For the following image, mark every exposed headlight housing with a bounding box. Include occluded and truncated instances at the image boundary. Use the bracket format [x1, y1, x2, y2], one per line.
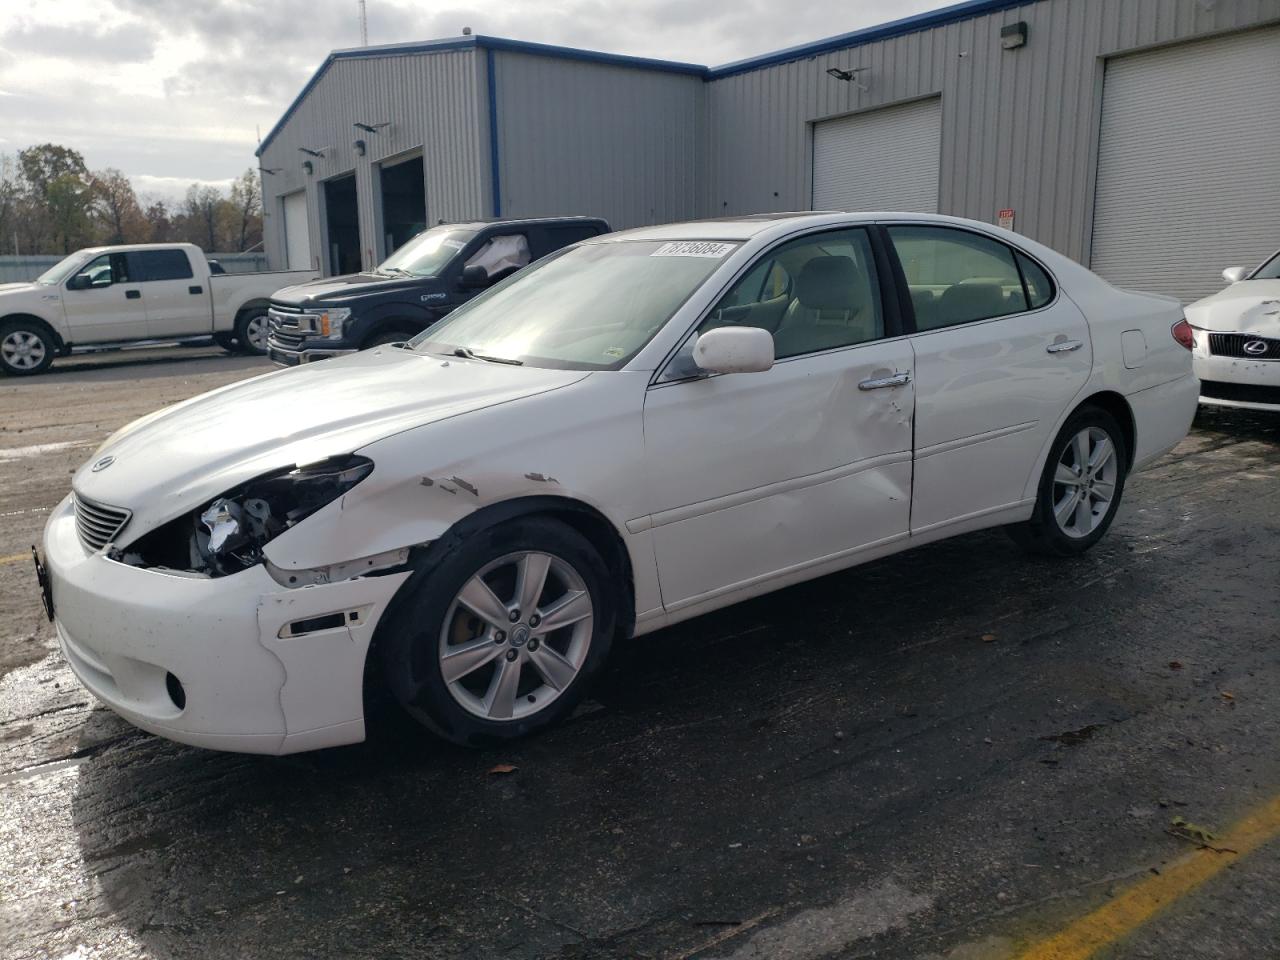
[318, 307, 352, 340]
[118, 455, 373, 576]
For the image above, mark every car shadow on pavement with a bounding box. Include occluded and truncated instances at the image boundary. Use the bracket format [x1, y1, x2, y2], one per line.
[66, 525, 1170, 960]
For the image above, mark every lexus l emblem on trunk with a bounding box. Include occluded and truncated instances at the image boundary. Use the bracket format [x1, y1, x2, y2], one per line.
[1242, 340, 1268, 356]
[91, 456, 115, 472]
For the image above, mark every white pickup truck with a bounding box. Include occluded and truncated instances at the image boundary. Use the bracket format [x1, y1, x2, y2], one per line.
[0, 243, 318, 375]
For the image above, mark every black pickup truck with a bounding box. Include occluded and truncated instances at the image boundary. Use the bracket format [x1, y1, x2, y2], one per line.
[265, 216, 610, 366]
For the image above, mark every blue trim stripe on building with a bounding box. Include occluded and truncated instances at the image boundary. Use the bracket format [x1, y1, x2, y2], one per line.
[257, 0, 1027, 156]
[486, 48, 502, 218]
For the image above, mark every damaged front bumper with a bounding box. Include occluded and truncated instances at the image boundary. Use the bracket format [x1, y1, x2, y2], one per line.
[1192, 345, 1280, 411]
[42, 495, 410, 754]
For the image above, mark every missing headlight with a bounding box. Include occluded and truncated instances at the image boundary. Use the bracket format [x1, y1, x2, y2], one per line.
[117, 456, 374, 577]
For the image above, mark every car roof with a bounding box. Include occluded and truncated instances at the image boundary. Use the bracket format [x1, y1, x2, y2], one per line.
[593, 211, 996, 243]
[440, 216, 609, 231]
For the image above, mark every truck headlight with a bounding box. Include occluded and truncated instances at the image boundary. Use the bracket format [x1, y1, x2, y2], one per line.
[118, 456, 374, 576]
[318, 308, 352, 340]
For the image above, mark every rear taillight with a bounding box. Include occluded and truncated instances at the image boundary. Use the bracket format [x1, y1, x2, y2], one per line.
[1171, 318, 1194, 351]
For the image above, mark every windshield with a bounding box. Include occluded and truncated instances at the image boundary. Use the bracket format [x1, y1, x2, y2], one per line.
[35, 251, 93, 286]
[1251, 250, 1280, 280]
[413, 239, 739, 369]
[376, 226, 476, 277]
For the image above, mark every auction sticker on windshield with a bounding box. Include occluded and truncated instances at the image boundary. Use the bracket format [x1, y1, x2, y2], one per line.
[650, 241, 735, 258]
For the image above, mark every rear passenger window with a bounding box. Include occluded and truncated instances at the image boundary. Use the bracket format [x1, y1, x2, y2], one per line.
[1017, 253, 1054, 309]
[128, 250, 194, 282]
[888, 226, 1029, 330]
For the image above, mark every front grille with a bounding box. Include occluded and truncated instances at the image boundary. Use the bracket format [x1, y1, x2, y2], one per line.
[1200, 380, 1280, 406]
[268, 302, 320, 337]
[73, 492, 131, 552]
[269, 331, 305, 349]
[1208, 333, 1280, 360]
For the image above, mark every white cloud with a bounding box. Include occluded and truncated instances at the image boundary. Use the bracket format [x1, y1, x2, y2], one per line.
[0, 0, 953, 188]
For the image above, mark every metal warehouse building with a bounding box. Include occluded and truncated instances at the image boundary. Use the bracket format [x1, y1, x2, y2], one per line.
[257, 0, 1280, 303]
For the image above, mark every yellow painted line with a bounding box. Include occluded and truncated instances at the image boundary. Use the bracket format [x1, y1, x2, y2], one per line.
[1016, 794, 1280, 960]
[0, 552, 29, 567]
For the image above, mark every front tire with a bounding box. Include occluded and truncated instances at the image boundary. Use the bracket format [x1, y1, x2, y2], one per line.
[0, 321, 55, 376]
[1009, 406, 1128, 556]
[233, 309, 270, 355]
[380, 516, 615, 747]
[362, 326, 417, 350]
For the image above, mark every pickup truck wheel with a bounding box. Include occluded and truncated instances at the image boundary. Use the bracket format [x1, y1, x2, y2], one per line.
[0, 321, 55, 376]
[234, 309, 270, 355]
[212, 332, 238, 353]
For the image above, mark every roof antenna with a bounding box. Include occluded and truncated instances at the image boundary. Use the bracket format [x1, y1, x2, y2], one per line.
[358, 0, 368, 45]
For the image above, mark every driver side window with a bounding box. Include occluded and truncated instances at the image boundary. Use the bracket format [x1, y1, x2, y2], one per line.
[72, 254, 117, 288]
[698, 228, 884, 361]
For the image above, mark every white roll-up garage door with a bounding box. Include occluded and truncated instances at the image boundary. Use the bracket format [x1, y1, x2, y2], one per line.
[1091, 27, 1280, 303]
[282, 191, 311, 271]
[813, 97, 941, 214]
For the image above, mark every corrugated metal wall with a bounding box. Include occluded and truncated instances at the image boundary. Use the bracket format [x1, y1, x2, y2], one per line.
[259, 49, 489, 273]
[492, 51, 704, 230]
[703, 0, 1280, 264]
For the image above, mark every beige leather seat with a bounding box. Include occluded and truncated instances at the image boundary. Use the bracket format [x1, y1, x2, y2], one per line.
[773, 256, 879, 357]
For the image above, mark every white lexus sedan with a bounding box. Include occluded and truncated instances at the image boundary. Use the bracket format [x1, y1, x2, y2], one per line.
[1185, 250, 1280, 412]
[36, 213, 1198, 754]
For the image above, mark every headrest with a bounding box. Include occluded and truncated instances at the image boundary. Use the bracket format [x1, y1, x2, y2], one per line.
[796, 256, 860, 311]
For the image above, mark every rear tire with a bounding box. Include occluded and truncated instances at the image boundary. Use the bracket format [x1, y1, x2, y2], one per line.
[233, 309, 269, 355]
[1009, 405, 1128, 556]
[379, 516, 615, 747]
[0, 320, 56, 376]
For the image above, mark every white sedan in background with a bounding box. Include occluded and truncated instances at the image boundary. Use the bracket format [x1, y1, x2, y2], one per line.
[36, 212, 1198, 755]
[1186, 250, 1280, 412]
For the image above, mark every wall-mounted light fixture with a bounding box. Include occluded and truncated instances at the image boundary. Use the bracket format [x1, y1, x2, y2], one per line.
[302, 160, 314, 175]
[353, 121, 390, 134]
[825, 66, 869, 91]
[298, 146, 326, 158]
[1000, 21, 1028, 49]
[354, 139, 367, 157]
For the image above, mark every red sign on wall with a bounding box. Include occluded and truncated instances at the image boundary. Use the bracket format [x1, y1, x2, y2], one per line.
[997, 208, 1015, 231]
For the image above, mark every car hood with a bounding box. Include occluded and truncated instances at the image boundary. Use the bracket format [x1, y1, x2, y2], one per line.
[1185, 280, 1280, 335]
[271, 272, 438, 305]
[73, 347, 588, 532]
[0, 282, 39, 297]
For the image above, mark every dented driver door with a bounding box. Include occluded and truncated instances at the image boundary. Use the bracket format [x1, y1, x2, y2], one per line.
[641, 339, 916, 614]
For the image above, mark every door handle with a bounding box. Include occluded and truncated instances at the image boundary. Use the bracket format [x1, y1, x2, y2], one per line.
[1046, 339, 1083, 353]
[189, 285, 203, 295]
[125, 289, 141, 300]
[858, 371, 912, 391]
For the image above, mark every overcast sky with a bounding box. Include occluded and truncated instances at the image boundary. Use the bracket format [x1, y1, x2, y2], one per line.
[0, 0, 952, 203]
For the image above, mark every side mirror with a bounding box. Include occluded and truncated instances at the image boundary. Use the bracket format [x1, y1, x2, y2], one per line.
[66, 274, 91, 291]
[693, 326, 774, 375]
[460, 264, 489, 288]
[1222, 266, 1248, 284]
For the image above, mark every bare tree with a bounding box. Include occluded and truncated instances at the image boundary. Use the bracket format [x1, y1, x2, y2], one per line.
[182, 184, 224, 251]
[229, 169, 263, 252]
[91, 168, 147, 244]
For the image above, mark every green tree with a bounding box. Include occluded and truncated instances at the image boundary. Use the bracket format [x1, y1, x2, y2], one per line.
[19, 143, 88, 201]
[45, 173, 94, 253]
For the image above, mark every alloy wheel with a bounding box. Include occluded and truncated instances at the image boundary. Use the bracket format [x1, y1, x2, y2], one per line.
[245, 314, 269, 351]
[438, 550, 594, 721]
[1, 330, 47, 371]
[1052, 426, 1119, 538]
